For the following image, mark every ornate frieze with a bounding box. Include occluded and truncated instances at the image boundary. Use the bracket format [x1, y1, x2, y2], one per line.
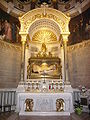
[0, 39, 21, 51]
[19, 8, 70, 35]
[21, 13, 68, 33]
[68, 40, 90, 52]
[28, 19, 61, 42]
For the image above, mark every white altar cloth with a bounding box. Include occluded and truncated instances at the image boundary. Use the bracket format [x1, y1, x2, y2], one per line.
[16, 92, 74, 116]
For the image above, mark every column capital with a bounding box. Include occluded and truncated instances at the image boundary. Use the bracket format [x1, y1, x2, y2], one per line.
[61, 33, 70, 42]
[19, 32, 27, 43]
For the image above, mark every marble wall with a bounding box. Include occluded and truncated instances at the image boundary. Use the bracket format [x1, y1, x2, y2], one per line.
[68, 40, 90, 88]
[0, 39, 21, 88]
[0, 39, 90, 89]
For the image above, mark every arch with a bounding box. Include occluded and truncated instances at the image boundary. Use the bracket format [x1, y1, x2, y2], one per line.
[19, 7, 70, 40]
[28, 18, 61, 41]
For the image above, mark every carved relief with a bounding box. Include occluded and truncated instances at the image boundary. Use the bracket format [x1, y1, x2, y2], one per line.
[28, 19, 60, 41]
[19, 8, 70, 35]
[22, 13, 66, 33]
[25, 99, 34, 112]
[56, 98, 64, 112]
[32, 29, 57, 43]
[68, 40, 90, 52]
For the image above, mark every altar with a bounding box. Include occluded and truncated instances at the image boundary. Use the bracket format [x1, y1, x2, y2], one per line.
[16, 5, 74, 116]
[16, 91, 74, 116]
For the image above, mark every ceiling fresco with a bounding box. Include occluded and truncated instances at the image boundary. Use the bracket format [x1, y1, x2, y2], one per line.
[1, 0, 89, 18]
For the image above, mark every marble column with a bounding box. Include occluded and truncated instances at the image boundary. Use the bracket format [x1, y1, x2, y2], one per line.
[62, 35, 70, 85]
[24, 44, 29, 80]
[21, 41, 25, 81]
[61, 44, 65, 82]
[20, 34, 27, 82]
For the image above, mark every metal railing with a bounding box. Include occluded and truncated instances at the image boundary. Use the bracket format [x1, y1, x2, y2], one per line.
[0, 88, 87, 112]
[0, 89, 16, 112]
[73, 89, 81, 104]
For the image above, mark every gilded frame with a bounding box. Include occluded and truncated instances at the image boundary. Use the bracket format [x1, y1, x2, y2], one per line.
[27, 57, 62, 79]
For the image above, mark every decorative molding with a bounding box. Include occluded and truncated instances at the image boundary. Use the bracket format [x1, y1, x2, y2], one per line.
[68, 40, 90, 52]
[19, 8, 70, 34]
[28, 19, 61, 41]
[0, 38, 21, 51]
[19, 8, 70, 45]
[0, 88, 16, 91]
[17, 0, 31, 5]
[32, 29, 57, 43]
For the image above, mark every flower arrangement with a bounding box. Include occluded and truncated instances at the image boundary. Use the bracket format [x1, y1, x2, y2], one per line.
[74, 100, 82, 115]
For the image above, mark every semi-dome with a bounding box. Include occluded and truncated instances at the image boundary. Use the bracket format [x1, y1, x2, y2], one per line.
[0, 0, 90, 18]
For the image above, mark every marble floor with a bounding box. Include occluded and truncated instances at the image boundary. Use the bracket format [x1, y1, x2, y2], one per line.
[0, 112, 90, 120]
[0, 112, 14, 120]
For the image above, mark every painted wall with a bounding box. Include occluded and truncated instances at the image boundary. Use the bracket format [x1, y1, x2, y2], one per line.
[69, 8, 90, 45]
[68, 40, 90, 88]
[0, 39, 21, 88]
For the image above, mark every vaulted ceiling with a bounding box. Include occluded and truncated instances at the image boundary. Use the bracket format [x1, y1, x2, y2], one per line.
[0, 0, 90, 18]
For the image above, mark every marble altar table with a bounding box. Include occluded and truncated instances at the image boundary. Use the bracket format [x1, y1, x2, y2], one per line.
[16, 92, 74, 116]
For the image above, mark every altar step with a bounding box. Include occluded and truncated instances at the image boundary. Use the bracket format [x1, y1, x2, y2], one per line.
[19, 112, 70, 116]
[19, 116, 71, 120]
[0, 112, 90, 120]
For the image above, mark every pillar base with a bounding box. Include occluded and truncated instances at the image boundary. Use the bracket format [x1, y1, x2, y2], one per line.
[19, 81, 25, 85]
[17, 81, 25, 92]
[65, 81, 70, 85]
[64, 84, 73, 93]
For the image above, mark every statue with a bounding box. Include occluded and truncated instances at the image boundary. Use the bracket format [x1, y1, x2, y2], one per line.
[41, 43, 47, 52]
[37, 43, 52, 57]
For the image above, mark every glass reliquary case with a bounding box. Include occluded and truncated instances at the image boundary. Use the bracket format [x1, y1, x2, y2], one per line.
[27, 57, 62, 79]
[27, 43, 62, 79]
